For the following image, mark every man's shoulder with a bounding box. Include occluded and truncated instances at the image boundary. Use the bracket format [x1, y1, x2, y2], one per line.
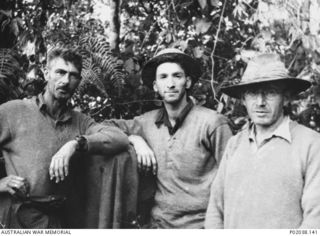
[0, 98, 32, 111]
[190, 105, 229, 125]
[226, 125, 248, 144]
[136, 108, 162, 120]
[291, 121, 320, 141]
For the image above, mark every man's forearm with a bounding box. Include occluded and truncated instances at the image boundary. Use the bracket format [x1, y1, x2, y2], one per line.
[84, 126, 130, 155]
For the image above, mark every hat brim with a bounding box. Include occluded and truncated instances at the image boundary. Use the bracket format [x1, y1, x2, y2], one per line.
[141, 53, 201, 89]
[221, 77, 311, 99]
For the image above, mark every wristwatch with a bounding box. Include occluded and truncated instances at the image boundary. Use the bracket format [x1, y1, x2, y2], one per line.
[75, 135, 88, 152]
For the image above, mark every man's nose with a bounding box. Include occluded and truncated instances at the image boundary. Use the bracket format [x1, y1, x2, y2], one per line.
[59, 73, 70, 85]
[255, 93, 267, 106]
[167, 76, 175, 88]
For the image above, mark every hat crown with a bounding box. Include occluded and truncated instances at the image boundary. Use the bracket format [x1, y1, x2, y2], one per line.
[141, 47, 201, 88]
[154, 48, 185, 57]
[242, 53, 289, 83]
[220, 53, 311, 98]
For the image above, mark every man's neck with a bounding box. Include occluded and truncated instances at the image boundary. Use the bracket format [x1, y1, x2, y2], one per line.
[43, 91, 68, 119]
[254, 114, 285, 146]
[163, 96, 189, 127]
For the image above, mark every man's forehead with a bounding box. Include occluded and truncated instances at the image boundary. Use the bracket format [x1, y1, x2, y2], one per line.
[48, 57, 79, 72]
[156, 62, 185, 73]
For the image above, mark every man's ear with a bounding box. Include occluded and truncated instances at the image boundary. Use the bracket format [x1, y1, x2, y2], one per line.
[153, 80, 158, 92]
[283, 96, 290, 107]
[241, 94, 246, 105]
[186, 76, 192, 89]
[44, 67, 49, 81]
[283, 91, 292, 106]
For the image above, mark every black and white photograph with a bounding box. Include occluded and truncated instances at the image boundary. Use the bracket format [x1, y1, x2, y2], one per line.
[0, 0, 319, 234]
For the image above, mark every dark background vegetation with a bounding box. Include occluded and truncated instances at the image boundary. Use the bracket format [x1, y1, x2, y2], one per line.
[1, 0, 320, 131]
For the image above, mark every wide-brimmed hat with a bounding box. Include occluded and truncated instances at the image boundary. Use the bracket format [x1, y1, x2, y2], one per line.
[221, 53, 311, 99]
[141, 48, 201, 88]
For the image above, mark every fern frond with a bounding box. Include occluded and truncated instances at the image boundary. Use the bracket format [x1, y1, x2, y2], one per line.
[0, 49, 23, 103]
[79, 35, 126, 89]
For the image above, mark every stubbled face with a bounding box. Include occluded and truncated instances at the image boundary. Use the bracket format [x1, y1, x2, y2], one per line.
[153, 62, 191, 105]
[242, 84, 288, 130]
[45, 57, 81, 102]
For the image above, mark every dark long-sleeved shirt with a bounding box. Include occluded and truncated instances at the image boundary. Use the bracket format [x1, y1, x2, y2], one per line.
[109, 104, 232, 228]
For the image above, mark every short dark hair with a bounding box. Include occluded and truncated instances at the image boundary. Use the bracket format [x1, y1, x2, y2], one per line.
[47, 48, 82, 73]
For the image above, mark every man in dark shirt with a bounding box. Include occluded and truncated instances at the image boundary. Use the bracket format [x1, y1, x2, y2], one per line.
[110, 48, 232, 228]
[0, 48, 129, 228]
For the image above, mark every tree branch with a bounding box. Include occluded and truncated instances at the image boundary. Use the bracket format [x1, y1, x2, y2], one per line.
[210, 0, 227, 104]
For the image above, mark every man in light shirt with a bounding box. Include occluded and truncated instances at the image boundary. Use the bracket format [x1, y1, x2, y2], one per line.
[205, 53, 320, 228]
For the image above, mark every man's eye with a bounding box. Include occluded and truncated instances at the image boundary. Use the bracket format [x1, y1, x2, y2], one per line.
[245, 91, 256, 96]
[70, 75, 80, 80]
[56, 71, 65, 76]
[266, 89, 279, 96]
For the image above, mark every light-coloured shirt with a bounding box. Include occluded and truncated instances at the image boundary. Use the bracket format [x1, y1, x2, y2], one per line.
[248, 116, 292, 151]
[205, 117, 320, 228]
[109, 104, 232, 228]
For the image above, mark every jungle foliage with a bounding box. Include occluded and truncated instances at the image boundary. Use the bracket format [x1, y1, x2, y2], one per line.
[1, 0, 320, 130]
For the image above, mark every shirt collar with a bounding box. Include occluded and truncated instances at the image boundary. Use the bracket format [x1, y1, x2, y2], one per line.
[248, 116, 292, 143]
[155, 100, 194, 135]
[36, 93, 73, 123]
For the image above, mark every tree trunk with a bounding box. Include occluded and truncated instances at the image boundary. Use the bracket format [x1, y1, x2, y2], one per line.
[109, 0, 121, 54]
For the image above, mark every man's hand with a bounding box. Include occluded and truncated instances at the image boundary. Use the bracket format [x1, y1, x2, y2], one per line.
[0, 175, 29, 197]
[49, 140, 77, 183]
[129, 135, 157, 175]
